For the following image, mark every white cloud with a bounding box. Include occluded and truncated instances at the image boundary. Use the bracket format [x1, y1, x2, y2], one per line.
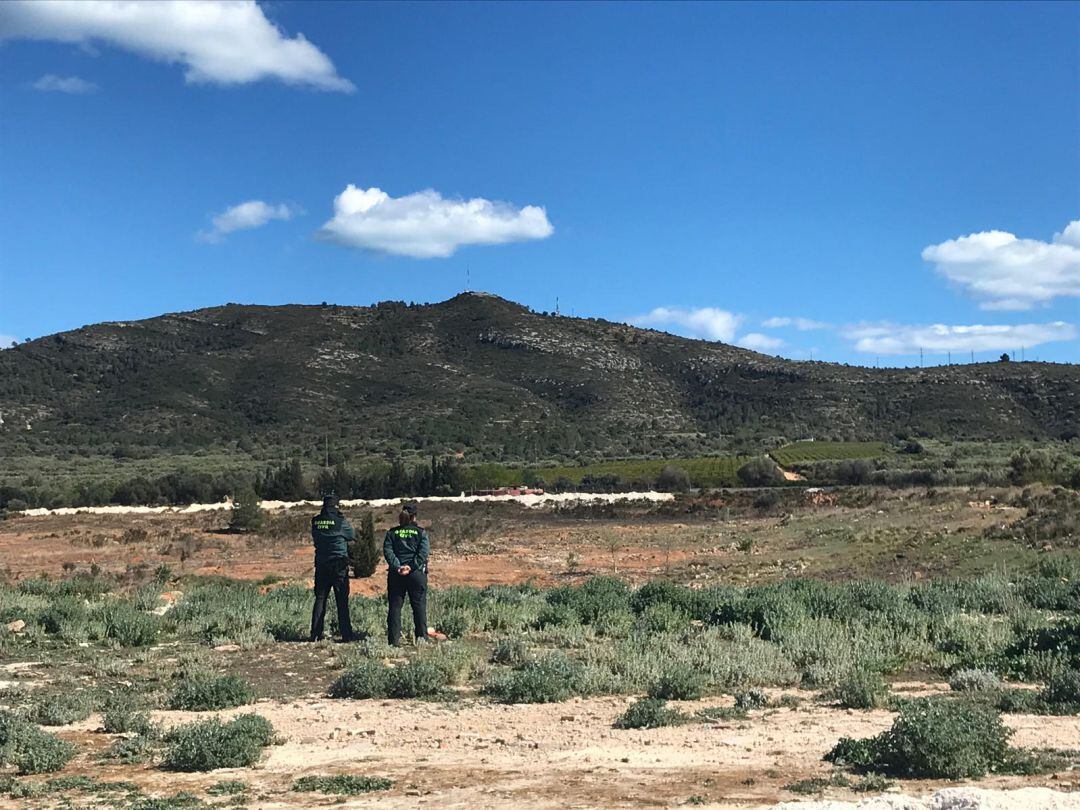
[842, 321, 1077, 355]
[0, 0, 353, 92]
[31, 73, 98, 93]
[761, 316, 829, 330]
[922, 219, 1080, 310]
[631, 307, 742, 343]
[197, 200, 295, 243]
[737, 332, 784, 352]
[317, 185, 554, 259]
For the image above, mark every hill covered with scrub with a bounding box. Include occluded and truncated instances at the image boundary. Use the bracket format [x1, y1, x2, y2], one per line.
[1, 292, 1078, 469]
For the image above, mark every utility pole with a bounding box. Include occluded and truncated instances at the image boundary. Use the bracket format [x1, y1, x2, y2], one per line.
[947, 350, 951, 365]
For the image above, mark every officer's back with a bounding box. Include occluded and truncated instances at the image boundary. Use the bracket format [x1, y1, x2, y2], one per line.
[311, 507, 352, 565]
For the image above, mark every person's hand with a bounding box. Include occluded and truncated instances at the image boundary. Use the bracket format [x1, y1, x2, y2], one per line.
[398, 565, 411, 576]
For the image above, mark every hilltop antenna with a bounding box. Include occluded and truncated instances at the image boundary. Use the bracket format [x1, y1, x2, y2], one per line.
[947, 350, 951, 365]
[1021, 346, 1026, 362]
[555, 296, 560, 316]
[919, 347, 924, 367]
[970, 350, 974, 364]
[465, 265, 471, 292]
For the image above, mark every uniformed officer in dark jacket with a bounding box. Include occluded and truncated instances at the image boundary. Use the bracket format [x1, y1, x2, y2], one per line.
[384, 503, 430, 646]
[310, 495, 356, 642]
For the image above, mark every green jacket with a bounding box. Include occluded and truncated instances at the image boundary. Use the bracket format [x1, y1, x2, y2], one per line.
[311, 509, 355, 565]
[383, 524, 430, 571]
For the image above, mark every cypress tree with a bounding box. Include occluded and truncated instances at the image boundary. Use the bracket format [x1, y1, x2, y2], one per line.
[349, 511, 380, 577]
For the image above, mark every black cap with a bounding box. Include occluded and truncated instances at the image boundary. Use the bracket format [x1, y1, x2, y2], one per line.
[322, 494, 340, 510]
[402, 503, 418, 516]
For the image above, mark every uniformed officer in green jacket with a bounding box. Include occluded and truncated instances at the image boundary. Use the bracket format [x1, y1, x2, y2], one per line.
[383, 503, 430, 646]
[310, 495, 356, 642]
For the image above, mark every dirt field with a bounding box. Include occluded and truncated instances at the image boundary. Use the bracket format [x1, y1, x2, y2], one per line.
[0, 488, 1034, 589]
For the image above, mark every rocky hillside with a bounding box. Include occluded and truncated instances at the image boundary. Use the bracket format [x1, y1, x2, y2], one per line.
[1, 292, 1077, 462]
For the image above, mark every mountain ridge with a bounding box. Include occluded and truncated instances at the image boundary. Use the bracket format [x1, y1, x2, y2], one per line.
[2, 292, 1077, 463]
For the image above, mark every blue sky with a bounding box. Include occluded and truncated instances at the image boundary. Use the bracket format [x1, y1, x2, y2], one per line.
[1, 0, 1078, 366]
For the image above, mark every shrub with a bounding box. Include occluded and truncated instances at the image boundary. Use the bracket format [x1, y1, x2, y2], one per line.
[490, 638, 530, 667]
[437, 611, 470, 639]
[994, 688, 1042, 714]
[386, 658, 451, 699]
[207, 780, 247, 796]
[228, 488, 264, 533]
[648, 666, 705, 701]
[734, 689, 770, 710]
[349, 511, 380, 578]
[102, 602, 159, 647]
[826, 698, 1011, 779]
[106, 734, 157, 765]
[102, 692, 153, 735]
[949, 668, 1004, 693]
[613, 698, 685, 729]
[162, 714, 274, 772]
[826, 671, 889, 710]
[483, 652, 583, 704]
[292, 775, 393, 794]
[635, 603, 689, 636]
[31, 691, 94, 726]
[168, 675, 254, 711]
[737, 457, 785, 487]
[655, 465, 691, 492]
[329, 659, 389, 700]
[0, 710, 76, 774]
[1041, 669, 1080, 714]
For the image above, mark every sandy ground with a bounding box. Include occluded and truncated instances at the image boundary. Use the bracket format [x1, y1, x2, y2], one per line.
[18, 688, 1079, 809]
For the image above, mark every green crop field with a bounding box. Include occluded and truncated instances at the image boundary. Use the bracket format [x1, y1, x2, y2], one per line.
[770, 441, 887, 466]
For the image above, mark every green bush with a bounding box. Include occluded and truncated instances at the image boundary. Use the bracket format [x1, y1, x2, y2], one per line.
[329, 659, 390, 700]
[162, 714, 273, 772]
[0, 710, 76, 774]
[737, 457, 785, 487]
[292, 774, 393, 794]
[1041, 669, 1080, 713]
[490, 638, 530, 667]
[102, 692, 153, 735]
[826, 698, 1011, 779]
[994, 688, 1042, 714]
[949, 668, 1004, 693]
[826, 671, 889, 710]
[102, 602, 160, 647]
[228, 488, 264, 533]
[734, 689, 769, 710]
[613, 698, 685, 729]
[648, 666, 705, 701]
[207, 780, 247, 796]
[635, 603, 689, 636]
[437, 611, 470, 639]
[484, 652, 583, 704]
[168, 675, 254, 711]
[386, 658, 451, 699]
[30, 691, 94, 726]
